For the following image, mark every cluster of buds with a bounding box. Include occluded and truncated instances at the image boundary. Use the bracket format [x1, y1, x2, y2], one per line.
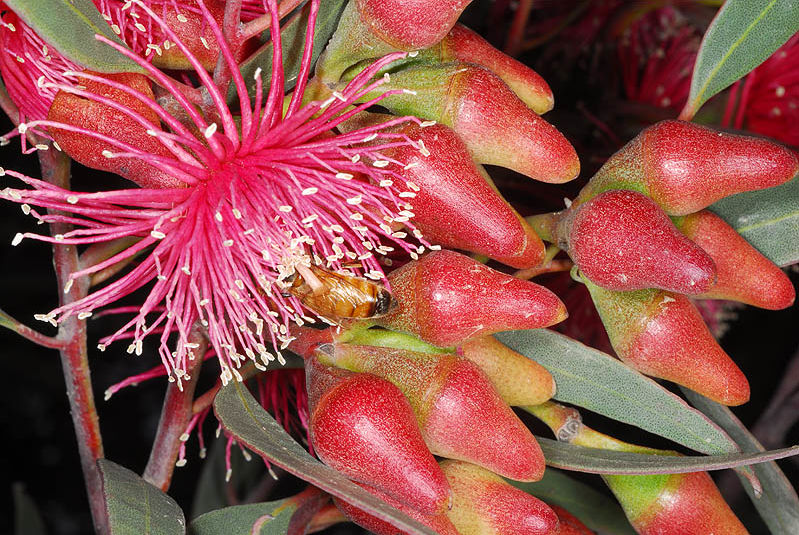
[0, 0, 583, 531]
[531, 120, 797, 405]
[293, 250, 568, 534]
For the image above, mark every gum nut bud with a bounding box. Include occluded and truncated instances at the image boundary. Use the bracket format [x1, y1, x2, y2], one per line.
[375, 64, 579, 183]
[582, 120, 799, 215]
[355, 0, 472, 49]
[439, 25, 554, 114]
[330, 345, 546, 481]
[559, 189, 717, 294]
[334, 483, 460, 535]
[347, 115, 545, 267]
[459, 336, 555, 406]
[376, 250, 567, 347]
[605, 472, 748, 535]
[146, 0, 227, 71]
[586, 283, 750, 405]
[306, 356, 451, 514]
[549, 506, 596, 535]
[47, 72, 182, 189]
[440, 460, 560, 535]
[675, 210, 795, 309]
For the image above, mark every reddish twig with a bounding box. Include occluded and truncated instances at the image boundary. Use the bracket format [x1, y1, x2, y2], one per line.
[514, 259, 574, 280]
[0, 307, 63, 349]
[39, 146, 109, 535]
[504, 0, 534, 56]
[143, 323, 207, 491]
[240, 0, 304, 40]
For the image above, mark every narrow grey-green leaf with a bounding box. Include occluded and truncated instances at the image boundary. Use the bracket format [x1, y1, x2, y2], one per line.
[710, 176, 799, 266]
[4, 0, 142, 73]
[97, 459, 185, 535]
[494, 330, 738, 455]
[509, 469, 636, 535]
[213, 382, 436, 535]
[233, 0, 347, 103]
[190, 500, 296, 535]
[681, 0, 799, 118]
[683, 389, 799, 535]
[537, 437, 799, 475]
[13, 483, 48, 535]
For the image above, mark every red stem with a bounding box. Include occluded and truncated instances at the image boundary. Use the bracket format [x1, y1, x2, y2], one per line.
[143, 324, 206, 491]
[0, 308, 64, 349]
[39, 147, 109, 534]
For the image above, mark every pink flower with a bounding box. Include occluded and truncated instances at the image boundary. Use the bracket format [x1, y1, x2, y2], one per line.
[0, 8, 82, 124]
[724, 33, 799, 150]
[616, 6, 698, 111]
[0, 0, 430, 385]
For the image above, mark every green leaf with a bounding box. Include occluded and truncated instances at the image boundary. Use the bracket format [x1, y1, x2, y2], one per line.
[190, 500, 296, 535]
[495, 330, 739, 455]
[4, 0, 143, 73]
[683, 389, 799, 535]
[537, 437, 799, 475]
[97, 459, 185, 535]
[13, 483, 48, 535]
[710, 176, 799, 266]
[681, 0, 799, 119]
[214, 381, 437, 535]
[509, 469, 636, 535]
[233, 0, 347, 103]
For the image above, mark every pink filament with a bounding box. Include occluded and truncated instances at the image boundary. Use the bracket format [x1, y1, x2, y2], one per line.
[1, 0, 431, 384]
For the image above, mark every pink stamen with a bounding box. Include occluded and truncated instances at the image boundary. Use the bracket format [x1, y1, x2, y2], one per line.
[1, 0, 430, 383]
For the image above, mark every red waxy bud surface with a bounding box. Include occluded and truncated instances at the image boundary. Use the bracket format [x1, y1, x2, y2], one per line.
[335, 484, 460, 535]
[582, 120, 798, 215]
[377, 250, 567, 347]
[676, 210, 795, 309]
[560, 189, 717, 293]
[47, 72, 182, 189]
[550, 506, 595, 535]
[306, 357, 451, 514]
[440, 25, 554, 114]
[377, 64, 579, 183]
[355, 0, 471, 49]
[459, 336, 555, 406]
[441, 460, 560, 535]
[609, 472, 749, 535]
[587, 283, 749, 405]
[330, 345, 546, 481]
[380, 120, 544, 267]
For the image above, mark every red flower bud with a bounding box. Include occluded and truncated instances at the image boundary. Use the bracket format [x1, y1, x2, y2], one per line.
[377, 250, 567, 347]
[355, 0, 471, 49]
[349, 116, 545, 267]
[581, 120, 798, 215]
[440, 460, 560, 535]
[377, 64, 579, 183]
[605, 472, 748, 535]
[675, 210, 795, 309]
[47, 72, 182, 189]
[586, 282, 749, 405]
[328, 345, 547, 481]
[558, 189, 717, 294]
[438, 25, 554, 114]
[530, 403, 747, 535]
[334, 483, 460, 535]
[549, 506, 595, 535]
[459, 336, 555, 406]
[306, 357, 451, 514]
